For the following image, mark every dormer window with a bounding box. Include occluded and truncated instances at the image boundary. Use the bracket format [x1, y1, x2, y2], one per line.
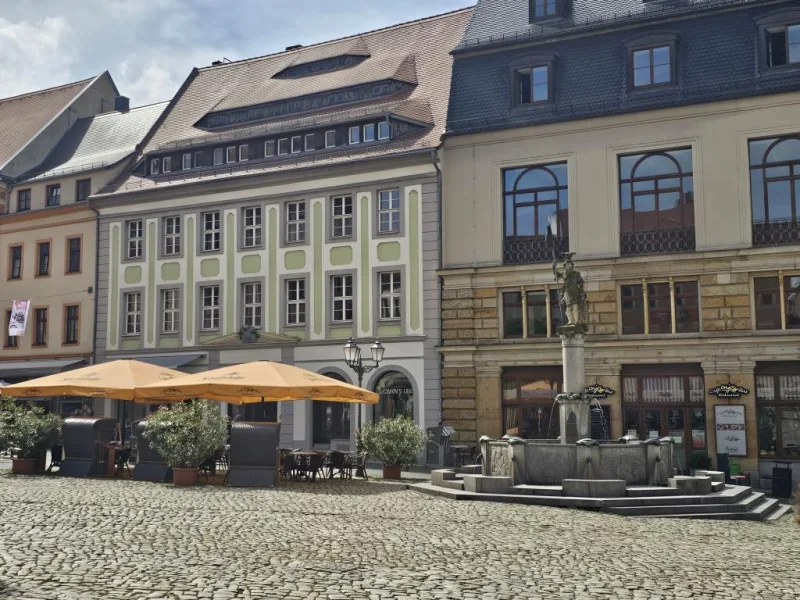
[349, 126, 361, 145]
[515, 65, 549, 105]
[364, 124, 376, 143]
[378, 122, 392, 140]
[291, 136, 302, 153]
[305, 133, 315, 151]
[766, 24, 800, 67]
[213, 148, 224, 165]
[278, 138, 289, 155]
[151, 158, 160, 175]
[239, 144, 249, 161]
[265, 141, 275, 157]
[325, 130, 336, 148]
[530, 0, 560, 21]
[182, 153, 192, 170]
[625, 33, 678, 91]
[226, 146, 236, 163]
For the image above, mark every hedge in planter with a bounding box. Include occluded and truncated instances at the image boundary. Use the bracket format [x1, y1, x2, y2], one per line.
[141, 400, 228, 486]
[0, 397, 62, 475]
[358, 416, 428, 479]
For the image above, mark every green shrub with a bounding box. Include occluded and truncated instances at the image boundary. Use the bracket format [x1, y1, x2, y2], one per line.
[142, 400, 228, 469]
[689, 451, 712, 471]
[358, 416, 428, 468]
[0, 398, 62, 459]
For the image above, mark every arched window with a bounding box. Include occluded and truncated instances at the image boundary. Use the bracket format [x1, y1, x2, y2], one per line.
[502, 162, 569, 264]
[312, 372, 350, 444]
[373, 371, 414, 421]
[619, 147, 695, 255]
[750, 136, 800, 247]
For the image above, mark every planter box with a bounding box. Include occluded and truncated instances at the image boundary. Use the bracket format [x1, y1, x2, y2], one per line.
[12, 458, 37, 475]
[172, 468, 199, 486]
[382, 465, 401, 479]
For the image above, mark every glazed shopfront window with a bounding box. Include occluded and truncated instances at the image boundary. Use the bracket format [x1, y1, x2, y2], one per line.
[373, 371, 414, 421]
[502, 368, 561, 439]
[313, 372, 351, 444]
[756, 369, 800, 458]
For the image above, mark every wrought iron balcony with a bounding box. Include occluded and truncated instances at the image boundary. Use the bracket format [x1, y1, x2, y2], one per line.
[752, 220, 800, 248]
[504, 235, 569, 265]
[620, 227, 695, 257]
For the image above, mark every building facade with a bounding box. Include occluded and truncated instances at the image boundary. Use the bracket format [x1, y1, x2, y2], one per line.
[93, 10, 471, 454]
[440, 0, 800, 481]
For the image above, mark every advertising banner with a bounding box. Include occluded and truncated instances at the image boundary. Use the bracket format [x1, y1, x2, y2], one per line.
[714, 404, 747, 457]
[8, 300, 31, 337]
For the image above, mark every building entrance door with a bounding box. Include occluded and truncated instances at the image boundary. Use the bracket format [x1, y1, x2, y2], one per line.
[624, 406, 699, 473]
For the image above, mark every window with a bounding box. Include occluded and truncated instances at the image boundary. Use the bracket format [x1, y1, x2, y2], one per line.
[162, 289, 180, 334]
[36, 242, 50, 276]
[373, 371, 414, 421]
[503, 162, 569, 264]
[66, 237, 81, 273]
[378, 189, 400, 234]
[150, 158, 160, 175]
[648, 282, 671, 334]
[33, 308, 48, 346]
[162, 157, 171, 174]
[363, 124, 376, 143]
[76, 179, 91, 202]
[265, 141, 275, 157]
[182, 153, 192, 170]
[515, 66, 549, 105]
[348, 126, 361, 145]
[631, 45, 673, 88]
[194, 152, 204, 168]
[242, 282, 263, 328]
[202, 211, 221, 252]
[4, 311, 17, 348]
[291, 136, 302, 153]
[213, 148, 224, 165]
[17, 189, 30, 212]
[755, 369, 800, 459]
[304, 133, 315, 151]
[127, 220, 143, 259]
[503, 292, 524, 338]
[9, 246, 22, 280]
[766, 24, 800, 67]
[242, 207, 262, 248]
[530, 0, 558, 20]
[46, 184, 61, 207]
[313, 373, 351, 443]
[501, 368, 562, 439]
[622, 281, 699, 335]
[239, 144, 249, 161]
[124, 292, 142, 336]
[286, 279, 306, 326]
[201, 286, 220, 331]
[674, 281, 700, 333]
[755, 277, 781, 330]
[325, 130, 336, 148]
[502, 289, 558, 338]
[619, 148, 695, 255]
[226, 146, 237, 163]
[749, 136, 800, 246]
[331, 195, 353, 238]
[379, 271, 402, 320]
[278, 138, 289, 155]
[163, 216, 181, 256]
[64, 305, 79, 345]
[332, 274, 353, 322]
[378, 121, 391, 140]
[285, 201, 306, 243]
[621, 284, 645, 335]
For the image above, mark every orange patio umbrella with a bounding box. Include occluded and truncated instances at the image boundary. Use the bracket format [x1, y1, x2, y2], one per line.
[136, 361, 379, 404]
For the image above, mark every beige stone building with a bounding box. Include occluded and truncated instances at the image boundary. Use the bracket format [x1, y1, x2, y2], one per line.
[440, 0, 800, 485]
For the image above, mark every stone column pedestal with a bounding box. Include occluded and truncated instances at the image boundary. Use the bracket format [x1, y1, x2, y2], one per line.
[557, 325, 590, 444]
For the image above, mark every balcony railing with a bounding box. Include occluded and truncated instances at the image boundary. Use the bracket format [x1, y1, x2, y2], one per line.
[504, 235, 569, 265]
[752, 220, 800, 248]
[620, 227, 695, 256]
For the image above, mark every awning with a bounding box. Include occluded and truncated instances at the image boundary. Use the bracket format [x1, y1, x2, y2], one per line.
[0, 358, 86, 379]
[131, 354, 204, 369]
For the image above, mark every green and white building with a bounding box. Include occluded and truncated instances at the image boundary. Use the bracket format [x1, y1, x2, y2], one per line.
[91, 9, 471, 453]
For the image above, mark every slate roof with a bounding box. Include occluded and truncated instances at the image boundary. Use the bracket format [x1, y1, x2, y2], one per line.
[0, 76, 96, 168]
[22, 101, 168, 181]
[459, 0, 767, 51]
[97, 8, 472, 198]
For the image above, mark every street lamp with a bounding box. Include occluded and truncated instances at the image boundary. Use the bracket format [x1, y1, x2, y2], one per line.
[343, 337, 385, 430]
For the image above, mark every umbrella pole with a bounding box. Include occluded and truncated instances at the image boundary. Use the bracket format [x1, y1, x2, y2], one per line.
[262, 397, 266, 421]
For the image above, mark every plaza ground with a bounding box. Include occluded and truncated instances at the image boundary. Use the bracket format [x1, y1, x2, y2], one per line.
[0, 472, 796, 600]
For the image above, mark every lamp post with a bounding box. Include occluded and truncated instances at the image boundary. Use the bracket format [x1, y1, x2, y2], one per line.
[343, 337, 385, 429]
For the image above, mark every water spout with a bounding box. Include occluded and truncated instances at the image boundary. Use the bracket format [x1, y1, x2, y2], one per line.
[582, 456, 594, 480]
[590, 399, 610, 441]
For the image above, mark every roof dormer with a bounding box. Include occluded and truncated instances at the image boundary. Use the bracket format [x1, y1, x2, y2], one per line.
[529, 0, 568, 23]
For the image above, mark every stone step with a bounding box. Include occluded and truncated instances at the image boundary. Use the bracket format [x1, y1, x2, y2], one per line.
[604, 503, 736, 516]
[639, 512, 749, 520]
[699, 485, 751, 504]
[437, 479, 465, 491]
[711, 481, 725, 492]
[512, 484, 563, 496]
[766, 503, 793, 521]
[729, 492, 766, 513]
[626, 486, 684, 497]
[747, 498, 781, 521]
[458, 464, 482, 475]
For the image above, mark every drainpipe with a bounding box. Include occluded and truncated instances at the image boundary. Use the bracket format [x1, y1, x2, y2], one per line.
[88, 199, 100, 366]
[430, 148, 444, 426]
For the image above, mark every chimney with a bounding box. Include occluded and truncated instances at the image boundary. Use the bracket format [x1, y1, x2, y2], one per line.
[285, 44, 303, 51]
[211, 60, 222, 66]
[114, 96, 130, 112]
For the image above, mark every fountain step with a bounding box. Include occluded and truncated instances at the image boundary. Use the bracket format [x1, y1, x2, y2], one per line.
[512, 484, 563, 496]
[604, 503, 740, 516]
[730, 492, 767, 513]
[711, 481, 725, 492]
[458, 464, 482, 475]
[766, 503, 793, 521]
[437, 479, 465, 491]
[747, 497, 781, 520]
[626, 486, 684, 497]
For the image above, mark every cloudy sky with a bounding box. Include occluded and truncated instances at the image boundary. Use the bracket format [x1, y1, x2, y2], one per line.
[0, 0, 470, 106]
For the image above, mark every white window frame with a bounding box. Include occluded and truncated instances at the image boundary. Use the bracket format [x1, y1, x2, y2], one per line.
[202, 211, 221, 252]
[265, 140, 275, 157]
[285, 201, 306, 243]
[278, 138, 289, 155]
[161, 289, 180, 334]
[304, 133, 315, 151]
[163, 216, 181, 256]
[127, 220, 143, 259]
[124, 292, 142, 335]
[331, 274, 354, 323]
[378, 121, 391, 140]
[243, 206, 263, 248]
[213, 148, 224, 165]
[379, 271, 402, 320]
[201, 286, 220, 331]
[286, 279, 306, 325]
[162, 156, 171, 173]
[325, 130, 336, 148]
[182, 153, 192, 170]
[291, 136, 302, 154]
[348, 126, 361, 145]
[150, 158, 160, 175]
[242, 282, 263, 328]
[378, 189, 401, 233]
[226, 146, 236, 163]
[363, 123, 376, 143]
[239, 144, 249, 161]
[194, 151, 203, 168]
[331, 195, 353, 238]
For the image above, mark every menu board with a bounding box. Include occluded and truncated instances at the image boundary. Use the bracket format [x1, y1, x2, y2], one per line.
[714, 405, 747, 457]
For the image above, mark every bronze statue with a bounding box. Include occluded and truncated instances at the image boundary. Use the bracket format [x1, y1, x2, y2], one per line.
[552, 252, 588, 327]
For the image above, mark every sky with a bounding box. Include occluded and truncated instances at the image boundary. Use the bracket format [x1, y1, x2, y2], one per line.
[0, 0, 471, 106]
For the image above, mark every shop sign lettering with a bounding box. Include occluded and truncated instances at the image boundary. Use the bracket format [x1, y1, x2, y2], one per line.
[708, 383, 750, 398]
[584, 384, 615, 399]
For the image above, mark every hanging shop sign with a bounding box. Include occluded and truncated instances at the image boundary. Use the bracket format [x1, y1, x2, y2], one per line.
[584, 384, 615, 400]
[714, 404, 747, 457]
[8, 299, 31, 337]
[708, 383, 750, 398]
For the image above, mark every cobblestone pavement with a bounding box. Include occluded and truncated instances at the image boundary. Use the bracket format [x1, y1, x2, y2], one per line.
[0, 473, 796, 600]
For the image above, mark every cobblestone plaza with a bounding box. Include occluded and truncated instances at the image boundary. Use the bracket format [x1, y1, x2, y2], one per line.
[0, 474, 796, 600]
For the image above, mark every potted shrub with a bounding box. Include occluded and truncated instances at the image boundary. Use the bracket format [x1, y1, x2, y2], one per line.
[689, 450, 712, 474]
[142, 399, 228, 486]
[358, 416, 428, 480]
[0, 398, 62, 475]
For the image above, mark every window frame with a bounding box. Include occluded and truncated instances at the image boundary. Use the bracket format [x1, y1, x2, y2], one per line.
[226, 146, 237, 163]
[123, 291, 142, 336]
[35, 240, 51, 277]
[4, 310, 18, 348]
[363, 123, 376, 143]
[213, 148, 224, 165]
[378, 121, 391, 141]
[201, 210, 221, 253]
[200, 285, 221, 331]
[241, 281, 263, 329]
[162, 215, 182, 257]
[377, 188, 402, 235]
[748, 134, 800, 229]
[265, 140, 275, 157]
[182, 153, 192, 170]
[284, 200, 306, 245]
[330, 194, 354, 240]
[331, 274, 354, 323]
[8, 245, 23, 280]
[45, 184, 61, 207]
[285, 278, 307, 327]
[150, 158, 160, 176]
[75, 179, 91, 202]
[125, 219, 144, 261]
[378, 270, 402, 321]
[754, 366, 800, 459]
[162, 157, 171, 174]
[33, 307, 48, 347]
[348, 126, 361, 145]
[278, 138, 289, 155]
[291, 136, 303, 154]
[757, 9, 800, 72]
[16, 189, 31, 212]
[161, 288, 181, 335]
[304, 133, 315, 152]
[63, 304, 80, 345]
[625, 33, 678, 92]
[241, 206, 263, 250]
[65, 236, 82, 274]
[529, 0, 561, 22]
[325, 130, 336, 148]
[239, 144, 249, 162]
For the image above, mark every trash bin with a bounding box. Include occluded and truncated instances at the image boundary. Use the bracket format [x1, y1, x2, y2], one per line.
[729, 459, 741, 477]
[771, 461, 792, 498]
